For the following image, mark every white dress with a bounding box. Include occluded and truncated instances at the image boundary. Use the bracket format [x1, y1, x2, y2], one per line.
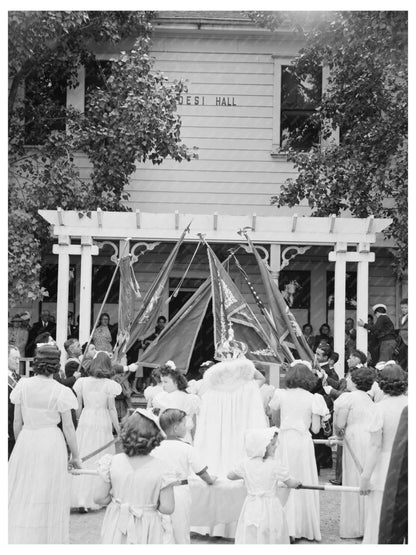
[269, 388, 328, 541]
[71, 376, 122, 509]
[334, 390, 374, 538]
[97, 453, 176, 544]
[152, 439, 207, 544]
[144, 384, 163, 409]
[152, 389, 200, 443]
[232, 457, 291, 544]
[9, 376, 78, 543]
[362, 394, 408, 544]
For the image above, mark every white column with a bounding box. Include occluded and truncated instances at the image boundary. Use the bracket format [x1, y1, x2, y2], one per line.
[269, 243, 281, 284]
[79, 236, 99, 345]
[356, 243, 375, 356]
[53, 236, 70, 366]
[329, 243, 347, 377]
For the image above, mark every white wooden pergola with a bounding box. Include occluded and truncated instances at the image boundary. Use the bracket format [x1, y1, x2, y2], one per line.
[39, 209, 391, 376]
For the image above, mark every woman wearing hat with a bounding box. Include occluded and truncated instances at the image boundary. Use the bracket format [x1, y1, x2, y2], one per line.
[8, 314, 29, 358]
[358, 304, 396, 364]
[8, 344, 81, 543]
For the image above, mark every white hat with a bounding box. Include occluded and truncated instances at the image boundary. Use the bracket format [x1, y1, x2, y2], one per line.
[290, 359, 313, 372]
[244, 427, 279, 458]
[372, 303, 387, 312]
[133, 408, 165, 434]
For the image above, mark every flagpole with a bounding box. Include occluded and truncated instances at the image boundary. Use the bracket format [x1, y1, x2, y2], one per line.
[77, 238, 131, 371]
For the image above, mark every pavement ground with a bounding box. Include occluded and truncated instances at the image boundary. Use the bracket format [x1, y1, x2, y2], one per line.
[69, 466, 362, 544]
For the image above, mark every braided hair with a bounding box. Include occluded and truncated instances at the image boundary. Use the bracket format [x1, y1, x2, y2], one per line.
[33, 344, 61, 376]
[378, 363, 408, 396]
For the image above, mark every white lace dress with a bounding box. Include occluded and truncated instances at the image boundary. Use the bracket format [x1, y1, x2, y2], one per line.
[8, 376, 78, 543]
[97, 453, 176, 544]
[70, 376, 121, 509]
[269, 387, 328, 541]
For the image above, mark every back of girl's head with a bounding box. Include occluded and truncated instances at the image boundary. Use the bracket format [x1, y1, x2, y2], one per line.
[159, 364, 188, 391]
[33, 344, 61, 376]
[158, 408, 186, 434]
[120, 412, 164, 456]
[350, 367, 375, 392]
[285, 363, 318, 392]
[89, 351, 114, 379]
[378, 364, 408, 396]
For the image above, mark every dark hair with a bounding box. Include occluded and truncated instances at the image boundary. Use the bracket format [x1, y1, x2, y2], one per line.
[120, 412, 164, 456]
[319, 323, 331, 335]
[374, 306, 387, 314]
[345, 317, 354, 324]
[350, 367, 375, 392]
[81, 342, 94, 355]
[350, 349, 367, 365]
[158, 408, 186, 433]
[64, 338, 77, 354]
[329, 351, 339, 364]
[157, 315, 167, 323]
[303, 323, 313, 333]
[33, 344, 61, 376]
[400, 298, 408, 305]
[285, 363, 318, 392]
[34, 332, 52, 345]
[99, 313, 110, 325]
[89, 352, 114, 379]
[378, 364, 408, 396]
[150, 368, 161, 385]
[316, 343, 332, 358]
[159, 365, 189, 391]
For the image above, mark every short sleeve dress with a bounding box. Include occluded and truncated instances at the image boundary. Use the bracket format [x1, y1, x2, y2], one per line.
[97, 453, 177, 544]
[232, 456, 291, 544]
[362, 394, 408, 544]
[152, 389, 200, 443]
[71, 377, 122, 509]
[334, 390, 375, 538]
[268, 387, 328, 541]
[8, 376, 78, 543]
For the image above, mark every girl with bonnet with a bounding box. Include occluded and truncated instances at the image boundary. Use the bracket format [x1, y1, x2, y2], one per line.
[93, 409, 177, 544]
[9, 344, 81, 543]
[227, 427, 301, 544]
[268, 362, 329, 541]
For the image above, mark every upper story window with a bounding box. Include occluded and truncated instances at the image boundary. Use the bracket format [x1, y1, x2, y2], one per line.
[24, 67, 67, 145]
[272, 58, 322, 154]
[84, 59, 113, 113]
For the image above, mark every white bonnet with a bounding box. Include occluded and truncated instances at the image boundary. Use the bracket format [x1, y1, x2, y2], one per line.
[244, 427, 279, 458]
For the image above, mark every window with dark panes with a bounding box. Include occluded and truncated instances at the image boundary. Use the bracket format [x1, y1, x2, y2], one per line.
[280, 65, 322, 150]
[84, 59, 113, 113]
[24, 66, 67, 144]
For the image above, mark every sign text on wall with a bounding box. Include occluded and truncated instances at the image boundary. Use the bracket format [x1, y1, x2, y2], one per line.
[178, 96, 237, 106]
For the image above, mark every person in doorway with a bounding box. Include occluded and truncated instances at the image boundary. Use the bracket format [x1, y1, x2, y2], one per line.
[313, 323, 333, 351]
[302, 323, 315, 350]
[397, 298, 408, 371]
[358, 304, 396, 364]
[92, 313, 115, 353]
[26, 309, 56, 356]
[9, 315, 29, 358]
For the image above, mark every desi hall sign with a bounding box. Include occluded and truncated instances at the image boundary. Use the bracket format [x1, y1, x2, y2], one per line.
[178, 95, 237, 106]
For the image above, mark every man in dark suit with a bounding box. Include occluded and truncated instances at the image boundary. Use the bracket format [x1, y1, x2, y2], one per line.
[25, 309, 56, 356]
[8, 345, 21, 458]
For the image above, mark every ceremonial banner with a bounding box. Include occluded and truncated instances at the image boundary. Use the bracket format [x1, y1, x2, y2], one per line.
[113, 255, 141, 362]
[243, 233, 314, 363]
[138, 278, 212, 371]
[126, 225, 190, 353]
[206, 245, 283, 364]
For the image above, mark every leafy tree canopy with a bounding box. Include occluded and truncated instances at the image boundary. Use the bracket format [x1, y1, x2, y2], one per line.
[9, 11, 195, 307]
[250, 11, 408, 275]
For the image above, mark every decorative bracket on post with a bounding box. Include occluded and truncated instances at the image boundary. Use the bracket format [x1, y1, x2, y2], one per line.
[280, 246, 311, 270]
[95, 240, 119, 264]
[238, 243, 270, 264]
[130, 241, 161, 264]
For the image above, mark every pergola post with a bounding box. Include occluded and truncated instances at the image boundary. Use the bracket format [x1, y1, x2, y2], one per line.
[79, 236, 99, 345]
[329, 242, 347, 377]
[356, 243, 375, 356]
[52, 236, 71, 366]
[269, 243, 281, 388]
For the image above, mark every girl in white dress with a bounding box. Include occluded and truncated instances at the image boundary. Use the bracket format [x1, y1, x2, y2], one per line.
[152, 363, 200, 443]
[144, 367, 163, 409]
[93, 409, 177, 544]
[360, 363, 408, 544]
[9, 344, 81, 543]
[227, 427, 301, 544]
[269, 362, 328, 542]
[332, 367, 376, 538]
[71, 352, 122, 511]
